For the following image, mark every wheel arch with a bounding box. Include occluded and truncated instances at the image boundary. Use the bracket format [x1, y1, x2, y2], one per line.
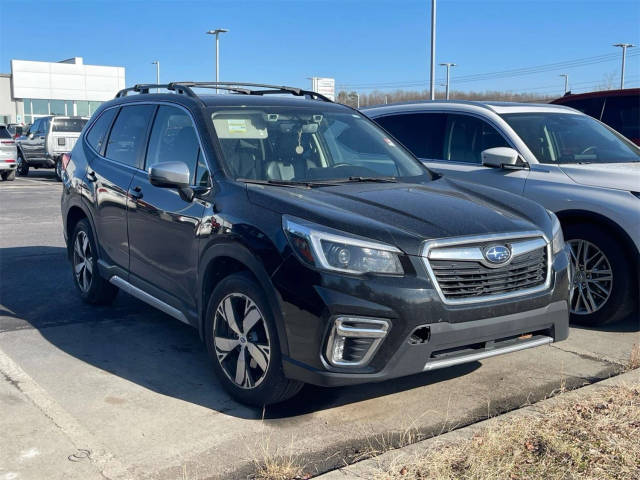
[198, 243, 290, 356]
[556, 208, 639, 269]
[64, 202, 97, 260]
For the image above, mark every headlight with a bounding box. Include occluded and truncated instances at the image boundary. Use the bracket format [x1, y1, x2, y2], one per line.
[548, 210, 565, 256]
[283, 216, 404, 275]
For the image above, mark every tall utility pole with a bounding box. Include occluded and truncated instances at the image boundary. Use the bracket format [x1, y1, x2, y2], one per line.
[613, 43, 635, 89]
[429, 0, 436, 100]
[151, 61, 160, 93]
[440, 63, 456, 100]
[206, 28, 229, 93]
[560, 73, 569, 94]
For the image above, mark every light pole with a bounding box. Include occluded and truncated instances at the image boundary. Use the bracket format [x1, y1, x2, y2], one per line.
[206, 28, 229, 93]
[349, 92, 360, 108]
[560, 73, 569, 94]
[613, 43, 635, 89]
[151, 61, 160, 92]
[439, 62, 456, 100]
[429, 0, 436, 100]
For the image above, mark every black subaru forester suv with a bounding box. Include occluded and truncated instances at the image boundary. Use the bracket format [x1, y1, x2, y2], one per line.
[61, 82, 570, 406]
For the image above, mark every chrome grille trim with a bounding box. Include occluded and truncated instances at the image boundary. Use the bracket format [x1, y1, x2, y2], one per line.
[422, 231, 552, 305]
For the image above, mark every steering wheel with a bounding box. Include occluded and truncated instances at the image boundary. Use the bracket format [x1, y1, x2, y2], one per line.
[580, 146, 597, 155]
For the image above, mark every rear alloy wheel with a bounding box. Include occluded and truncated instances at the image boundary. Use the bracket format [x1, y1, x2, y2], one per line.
[205, 272, 303, 405]
[565, 223, 634, 326]
[16, 153, 29, 176]
[70, 219, 119, 304]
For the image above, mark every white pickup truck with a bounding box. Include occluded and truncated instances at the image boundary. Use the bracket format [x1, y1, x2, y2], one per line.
[17, 116, 88, 180]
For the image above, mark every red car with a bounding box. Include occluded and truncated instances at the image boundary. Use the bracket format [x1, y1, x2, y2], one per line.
[551, 88, 640, 145]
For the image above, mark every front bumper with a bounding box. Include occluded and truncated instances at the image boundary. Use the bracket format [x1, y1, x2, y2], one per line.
[275, 248, 570, 387]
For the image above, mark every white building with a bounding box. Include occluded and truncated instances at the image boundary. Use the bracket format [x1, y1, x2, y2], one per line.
[0, 57, 125, 125]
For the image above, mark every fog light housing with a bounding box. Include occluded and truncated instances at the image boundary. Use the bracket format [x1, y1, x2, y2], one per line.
[325, 317, 390, 367]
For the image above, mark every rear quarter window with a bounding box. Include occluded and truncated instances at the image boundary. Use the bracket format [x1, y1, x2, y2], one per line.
[105, 105, 156, 167]
[86, 108, 118, 154]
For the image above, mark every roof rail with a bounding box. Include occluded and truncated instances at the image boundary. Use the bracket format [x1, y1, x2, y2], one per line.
[114, 81, 333, 103]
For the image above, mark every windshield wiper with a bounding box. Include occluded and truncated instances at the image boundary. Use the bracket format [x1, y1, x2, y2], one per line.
[344, 176, 398, 183]
[237, 178, 338, 188]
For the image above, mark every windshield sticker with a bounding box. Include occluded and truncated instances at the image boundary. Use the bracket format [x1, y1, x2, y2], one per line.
[227, 119, 247, 133]
[384, 137, 396, 147]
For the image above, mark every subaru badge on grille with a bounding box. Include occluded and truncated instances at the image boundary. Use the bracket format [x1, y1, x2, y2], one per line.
[484, 245, 512, 264]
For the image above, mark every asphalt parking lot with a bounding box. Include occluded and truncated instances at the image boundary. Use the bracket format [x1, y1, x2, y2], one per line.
[1, 171, 638, 480]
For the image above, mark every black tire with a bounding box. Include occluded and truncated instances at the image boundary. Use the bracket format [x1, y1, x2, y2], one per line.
[70, 219, 119, 305]
[1, 170, 16, 181]
[55, 158, 63, 181]
[16, 152, 29, 176]
[205, 272, 303, 406]
[565, 223, 635, 327]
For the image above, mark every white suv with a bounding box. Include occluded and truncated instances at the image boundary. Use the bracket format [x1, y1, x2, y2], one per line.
[364, 101, 640, 326]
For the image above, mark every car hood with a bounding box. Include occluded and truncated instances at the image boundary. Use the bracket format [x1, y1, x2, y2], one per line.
[560, 162, 640, 191]
[247, 177, 551, 256]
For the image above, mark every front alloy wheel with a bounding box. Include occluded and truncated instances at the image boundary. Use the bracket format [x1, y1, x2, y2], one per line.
[73, 230, 93, 293]
[568, 239, 612, 315]
[213, 293, 271, 389]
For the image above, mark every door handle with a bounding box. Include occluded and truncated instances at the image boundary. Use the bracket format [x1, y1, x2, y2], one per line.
[86, 170, 97, 182]
[130, 186, 143, 200]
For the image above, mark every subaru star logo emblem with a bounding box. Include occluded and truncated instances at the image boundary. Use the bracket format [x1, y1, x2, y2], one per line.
[484, 245, 512, 264]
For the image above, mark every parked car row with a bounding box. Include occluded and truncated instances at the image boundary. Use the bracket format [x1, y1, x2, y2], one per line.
[60, 82, 574, 406]
[15, 115, 88, 180]
[0, 125, 18, 181]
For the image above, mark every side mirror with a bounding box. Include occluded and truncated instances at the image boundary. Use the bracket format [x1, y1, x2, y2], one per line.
[149, 161, 191, 189]
[481, 147, 527, 169]
[28, 132, 35, 140]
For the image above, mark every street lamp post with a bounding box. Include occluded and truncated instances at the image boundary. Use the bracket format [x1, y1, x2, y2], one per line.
[429, 0, 436, 100]
[151, 61, 160, 92]
[206, 28, 229, 93]
[613, 43, 635, 89]
[560, 74, 569, 94]
[439, 63, 456, 100]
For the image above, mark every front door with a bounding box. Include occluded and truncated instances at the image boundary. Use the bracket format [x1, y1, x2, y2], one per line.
[21, 119, 43, 160]
[126, 104, 210, 317]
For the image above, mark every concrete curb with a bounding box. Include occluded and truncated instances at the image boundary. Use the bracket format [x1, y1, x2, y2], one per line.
[316, 368, 640, 479]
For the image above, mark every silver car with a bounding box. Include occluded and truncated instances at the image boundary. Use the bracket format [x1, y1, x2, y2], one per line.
[0, 125, 18, 181]
[17, 116, 88, 180]
[364, 101, 640, 326]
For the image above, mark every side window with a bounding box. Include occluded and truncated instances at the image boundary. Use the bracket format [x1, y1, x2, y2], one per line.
[40, 118, 50, 135]
[86, 108, 118, 154]
[375, 113, 447, 159]
[601, 95, 640, 141]
[105, 105, 155, 168]
[29, 119, 41, 135]
[146, 105, 201, 183]
[443, 114, 509, 164]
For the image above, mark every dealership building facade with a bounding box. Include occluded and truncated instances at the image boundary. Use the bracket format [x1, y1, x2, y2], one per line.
[0, 57, 125, 125]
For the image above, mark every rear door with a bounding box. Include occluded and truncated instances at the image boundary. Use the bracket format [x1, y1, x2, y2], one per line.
[87, 104, 155, 273]
[375, 111, 529, 194]
[21, 119, 42, 160]
[126, 104, 209, 316]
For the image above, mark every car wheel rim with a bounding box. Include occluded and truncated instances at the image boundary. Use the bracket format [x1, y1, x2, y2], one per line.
[73, 231, 93, 293]
[568, 239, 612, 315]
[213, 293, 271, 389]
[56, 161, 61, 178]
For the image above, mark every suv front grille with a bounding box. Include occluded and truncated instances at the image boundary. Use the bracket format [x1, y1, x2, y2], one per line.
[423, 233, 551, 305]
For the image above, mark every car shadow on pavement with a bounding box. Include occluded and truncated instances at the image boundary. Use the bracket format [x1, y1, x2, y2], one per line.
[571, 313, 639, 333]
[0, 245, 636, 420]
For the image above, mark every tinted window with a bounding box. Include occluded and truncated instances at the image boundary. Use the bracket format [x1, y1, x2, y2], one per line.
[375, 113, 447, 159]
[53, 118, 88, 132]
[30, 119, 42, 135]
[194, 150, 210, 187]
[86, 108, 117, 154]
[105, 105, 155, 167]
[0, 127, 11, 139]
[601, 95, 640, 141]
[146, 105, 201, 183]
[558, 97, 605, 119]
[501, 112, 639, 164]
[444, 114, 509, 163]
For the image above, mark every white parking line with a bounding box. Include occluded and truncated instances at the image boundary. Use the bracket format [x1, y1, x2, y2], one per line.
[0, 345, 132, 480]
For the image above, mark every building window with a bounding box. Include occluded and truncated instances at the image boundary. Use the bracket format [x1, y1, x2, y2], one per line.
[50, 100, 66, 115]
[32, 99, 49, 116]
[76, 101, 89, 117]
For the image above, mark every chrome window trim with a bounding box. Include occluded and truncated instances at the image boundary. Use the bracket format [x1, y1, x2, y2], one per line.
[422, 230, 552, 305]
[84, 101, 212, 187]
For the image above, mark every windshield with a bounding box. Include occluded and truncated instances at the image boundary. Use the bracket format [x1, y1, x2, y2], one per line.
[210, 107, 429, 183]
[52, 118, 88, 133]
[501, 112, 639, 164]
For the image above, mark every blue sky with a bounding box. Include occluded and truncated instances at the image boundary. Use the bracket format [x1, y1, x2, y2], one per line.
[1, 0, 639, 97]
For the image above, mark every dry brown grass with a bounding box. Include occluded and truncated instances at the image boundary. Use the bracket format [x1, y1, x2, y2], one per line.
[373, 383, 640, 480]
[253, 456, 305, 480]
